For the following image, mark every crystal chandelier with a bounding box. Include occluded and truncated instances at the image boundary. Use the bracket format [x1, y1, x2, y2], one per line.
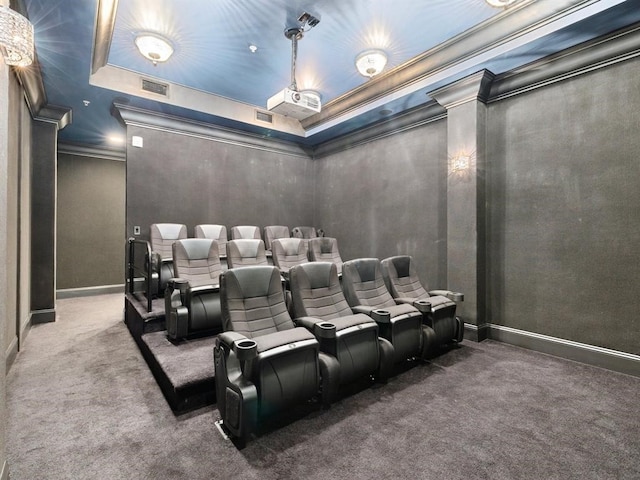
[0, 6, 34, 67]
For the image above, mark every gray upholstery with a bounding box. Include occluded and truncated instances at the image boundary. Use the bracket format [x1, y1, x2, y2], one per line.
[194, 224, 228, 258]
[292, 226, 317, 239]
[263, 225, 290, 251]
[381, 255, 463, 345]
[226, 239, 268, 268]
[342, 258, 434, 362]
[231, 225, 261, 240]
[308, 237, 343, 275]
[271, 238, 309, 276]
[164, 239, 223, 340]
[149, 223, 187, 296]
[215, 266, 329, 442]
[290, 262, 393, 384]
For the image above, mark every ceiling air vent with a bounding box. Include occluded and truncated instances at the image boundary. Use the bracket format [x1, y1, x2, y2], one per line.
[141, 78, 168, 96]
[256, 110, 273, 123]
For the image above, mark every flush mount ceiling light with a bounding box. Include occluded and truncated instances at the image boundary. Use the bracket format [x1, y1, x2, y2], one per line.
[485, 0, 519, 7]
[355, 49, 387, 78]
[0, 6, 34, 67]
[134, 33, 174, 66]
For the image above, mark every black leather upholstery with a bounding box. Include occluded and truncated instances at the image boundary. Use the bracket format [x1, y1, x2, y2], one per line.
[164, 238, 223, 340]
[150, 223, 187, 297]
[290, 262, 394, 385]
[308, 237, 344, 275]
[215, 266, 335, 442]
[381, 255, 464, 345]
[341, 258, 435, 362]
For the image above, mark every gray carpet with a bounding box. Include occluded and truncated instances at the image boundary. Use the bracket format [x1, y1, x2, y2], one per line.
[7, 293, 640, 480]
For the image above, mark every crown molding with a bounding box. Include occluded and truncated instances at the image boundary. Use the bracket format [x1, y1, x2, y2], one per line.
[58, 143, 125, 161]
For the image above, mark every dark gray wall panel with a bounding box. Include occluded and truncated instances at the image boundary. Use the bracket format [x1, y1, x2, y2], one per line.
[126, 126, 314, 241]
[57, 154, 125, 289]
[487, 57, 640, 355]
[313, 119, 448, 290]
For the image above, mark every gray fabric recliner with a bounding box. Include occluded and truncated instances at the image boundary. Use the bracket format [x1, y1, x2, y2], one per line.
[230, 225, 261, 240]
[263, 225, 290, 252]
[226, 239, 268, 268]
[214, 266, 337, 443]
[164, 238, 223, 340]
[381, 255, 464, 346]
[150, 223, 187, 297]
[341, 258, 435, 362]
[290, 262, 394, 386]
[291, 226, 317, 239]
[308, 237, 344, 275]
[194, 224, 228, 259]
[271, 238, 309, 280]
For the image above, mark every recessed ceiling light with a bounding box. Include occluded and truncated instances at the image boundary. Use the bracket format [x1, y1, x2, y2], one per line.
[249, 44, 258, 53]
[134, 33, 174, 66]
[355, 49, 387, 78]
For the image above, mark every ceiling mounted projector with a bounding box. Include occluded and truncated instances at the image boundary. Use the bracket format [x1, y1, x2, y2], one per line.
[267, 12, 321, 120]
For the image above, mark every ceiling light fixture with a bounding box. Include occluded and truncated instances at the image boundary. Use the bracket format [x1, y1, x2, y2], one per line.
[485, 0, 519, 7]
[355, 49, 387, 78]
[134, 33, 174, 66]
[0, 5, 34, 67]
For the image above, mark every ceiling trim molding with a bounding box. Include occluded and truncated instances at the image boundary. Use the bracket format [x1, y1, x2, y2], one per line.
[429, 70, 495, 110]
[58, 142, 126, 162]
[33, 105, 72, 129]
[302, 0, 627, 134]
[112, 103, 312, 159]
[312, 101, 446, 159]
[489, 21, 640, 102]
[91, 0, 119, 74]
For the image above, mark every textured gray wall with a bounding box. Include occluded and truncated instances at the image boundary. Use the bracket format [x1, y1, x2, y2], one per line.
[57, 154, 125, 289]
[313, 119, 448, 290]
[487, 58, 640, 355]
[126, 126, 315, 241]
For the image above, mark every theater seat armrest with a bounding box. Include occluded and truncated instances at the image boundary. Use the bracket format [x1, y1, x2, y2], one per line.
[413, 299, 432, 314]
[188, 284, 220, 295]
[217, 331, 248, 350]
[370, 309, 391, 324]
[352, 305, 375, 316]
[294, 317, 336, 339]
[430, 290, 464, 302]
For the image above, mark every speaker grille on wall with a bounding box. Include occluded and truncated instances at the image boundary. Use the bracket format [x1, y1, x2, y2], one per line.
[256, 110, 273, 123]
[141, 78, 169, 96]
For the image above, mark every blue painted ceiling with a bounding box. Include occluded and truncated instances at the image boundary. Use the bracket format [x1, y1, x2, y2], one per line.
[19, 0, 640, 149]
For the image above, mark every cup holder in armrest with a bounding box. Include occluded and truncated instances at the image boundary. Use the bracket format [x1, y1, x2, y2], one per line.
[449, 292, 464, 302]
[315, 322, 336, 339]
[414, 299, 432, 314]
[371, 309, 391, 323]
[233, 339, 258, 361]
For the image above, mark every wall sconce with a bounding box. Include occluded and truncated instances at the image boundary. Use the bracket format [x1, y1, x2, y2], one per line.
[449, 151, 475, 182]
[0, 6, 34, 67]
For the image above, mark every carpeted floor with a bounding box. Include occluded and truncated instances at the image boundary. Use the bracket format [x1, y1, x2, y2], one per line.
[7, 293, 640, 480]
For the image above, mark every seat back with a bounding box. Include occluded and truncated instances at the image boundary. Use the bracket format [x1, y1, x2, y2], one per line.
[263, 225, 290, 251]
[271, 238, 309, 275]
[341, 258, 396, 309]
[308, 237, 343, 274]
[380, 255, 429, 300]
[150, 223, 187, 260]
[173, 238, 222, 287]
[194, 224, 227, 258]
[231, 225, 261, 240]
[289, 262, 353, 320]
[226, 239, 268, 268]
[220, 266, 294, 337]
[291, 226, 317, 239]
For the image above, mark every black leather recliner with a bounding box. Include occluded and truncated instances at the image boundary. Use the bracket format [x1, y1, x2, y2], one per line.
[150, 223, 187, 297]
[290, 262, 394, 386]
[308, 237, 344, 275]
[341, 258, 435, 362]
[164, 238, 223, 340]
[381, 255, 464, 346]
[214, 266, 338, 443]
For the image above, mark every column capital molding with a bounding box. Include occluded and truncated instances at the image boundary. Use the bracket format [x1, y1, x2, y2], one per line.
[429, 70, 495, 110]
